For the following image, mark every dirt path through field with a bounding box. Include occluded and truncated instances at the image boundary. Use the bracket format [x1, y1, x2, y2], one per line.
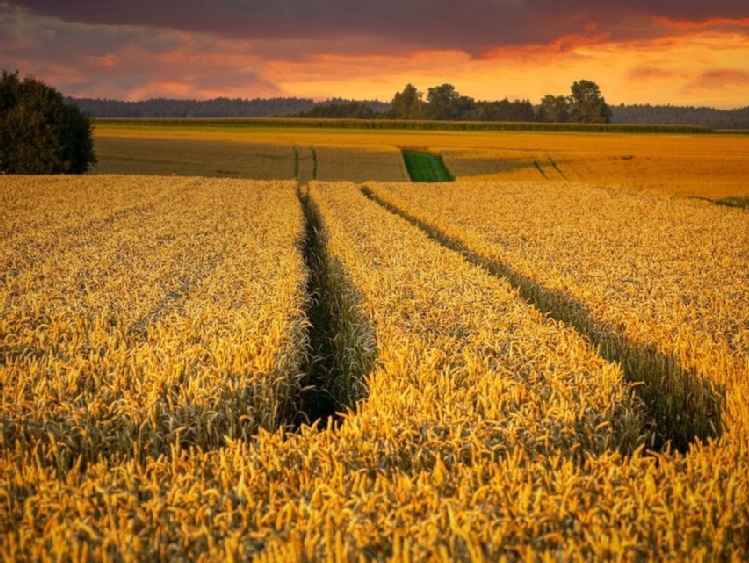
[294, 146, 316, 185]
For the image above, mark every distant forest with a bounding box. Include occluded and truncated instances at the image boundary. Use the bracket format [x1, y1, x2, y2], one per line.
[72, 93, 749, 130]
[70, 96, 317, 118]
[609, 104, 749, 130]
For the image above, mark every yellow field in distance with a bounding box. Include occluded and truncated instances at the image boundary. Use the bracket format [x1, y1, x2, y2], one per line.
[94, 123, 409, 182]
[441, 133, 749, 199]
[95, 120, 749, 199]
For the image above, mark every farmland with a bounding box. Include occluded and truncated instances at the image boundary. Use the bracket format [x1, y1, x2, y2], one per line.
[365, 182, 749, 448]
[93, 119, 749, 200]
[1, 177, 309, 463]
[2, 121, 749, 559]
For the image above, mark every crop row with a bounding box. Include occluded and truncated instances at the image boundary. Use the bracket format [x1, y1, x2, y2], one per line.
[96, 117, 713, 133]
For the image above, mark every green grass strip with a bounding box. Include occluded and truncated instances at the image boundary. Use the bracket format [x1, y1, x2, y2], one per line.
[401, 150, 453, 182]
[691, 195, 749, 210]
[714, 196, 749, 209]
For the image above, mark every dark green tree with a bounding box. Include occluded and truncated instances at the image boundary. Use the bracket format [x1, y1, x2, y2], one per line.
[1, 70, 96, 174]
[538, 94, 570, 123]
[425, 83, 474, 120]
[470, 98, 537, 122]
[569, 80, 611, 124]
[389, 83, 425, 119]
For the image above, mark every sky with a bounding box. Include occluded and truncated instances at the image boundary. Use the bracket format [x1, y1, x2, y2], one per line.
[2, 1, 749, 108]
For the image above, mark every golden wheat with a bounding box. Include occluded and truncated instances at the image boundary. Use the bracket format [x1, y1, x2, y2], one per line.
[1, 176, 308, 465]
[2, 178, 747, 560]
[367, 181, 749, 441]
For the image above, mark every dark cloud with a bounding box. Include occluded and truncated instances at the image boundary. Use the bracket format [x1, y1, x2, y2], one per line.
[0, 3, 283, 99]
[9, 0, 747, 55]
[3, 1, 748, 106]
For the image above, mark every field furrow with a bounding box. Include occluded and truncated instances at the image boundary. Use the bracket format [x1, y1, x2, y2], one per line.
[294, 146, 316, 185]
[306, 182, 647, 457]
[366, 181, 749, 448]
[2, 176, 748, 560]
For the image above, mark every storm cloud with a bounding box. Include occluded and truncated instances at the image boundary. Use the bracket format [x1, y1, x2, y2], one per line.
[2, 0, 748, 106]
[9, 0, 749, 54]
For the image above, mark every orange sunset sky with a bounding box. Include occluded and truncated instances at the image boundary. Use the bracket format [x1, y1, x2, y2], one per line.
[2, 1, 748, 108]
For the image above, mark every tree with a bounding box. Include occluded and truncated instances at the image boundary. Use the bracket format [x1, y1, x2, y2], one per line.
[425, 83, 474, 120]
[1, 70, 96, 174]
[389, 83, 425, 119]
[569, 80, 611, 124]
[470, 98, 538, 122]
[538, 94, 570, 123]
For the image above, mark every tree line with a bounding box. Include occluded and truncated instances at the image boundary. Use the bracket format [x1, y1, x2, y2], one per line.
[70, 81, 608, 123]
[382, 83, 538, 122]
[71, 81, 749, 128]
[71, 96, 317, 118]
[610, 104, 749, 130]
[74, 80, 606, 123]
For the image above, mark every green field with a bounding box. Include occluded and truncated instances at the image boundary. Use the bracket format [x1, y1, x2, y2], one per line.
[401, 149, 453, 182]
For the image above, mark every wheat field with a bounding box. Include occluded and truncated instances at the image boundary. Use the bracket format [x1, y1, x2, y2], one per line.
[1, 177, 308, 465]
[2, 174, 748, 559]
[440, 133, 749, 198]
[95, 122, 749, 199]
[367, 182, 749, 441]
[94, 124, 410, 183]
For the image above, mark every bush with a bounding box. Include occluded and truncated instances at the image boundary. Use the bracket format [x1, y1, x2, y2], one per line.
[0, 70, 96, 174]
